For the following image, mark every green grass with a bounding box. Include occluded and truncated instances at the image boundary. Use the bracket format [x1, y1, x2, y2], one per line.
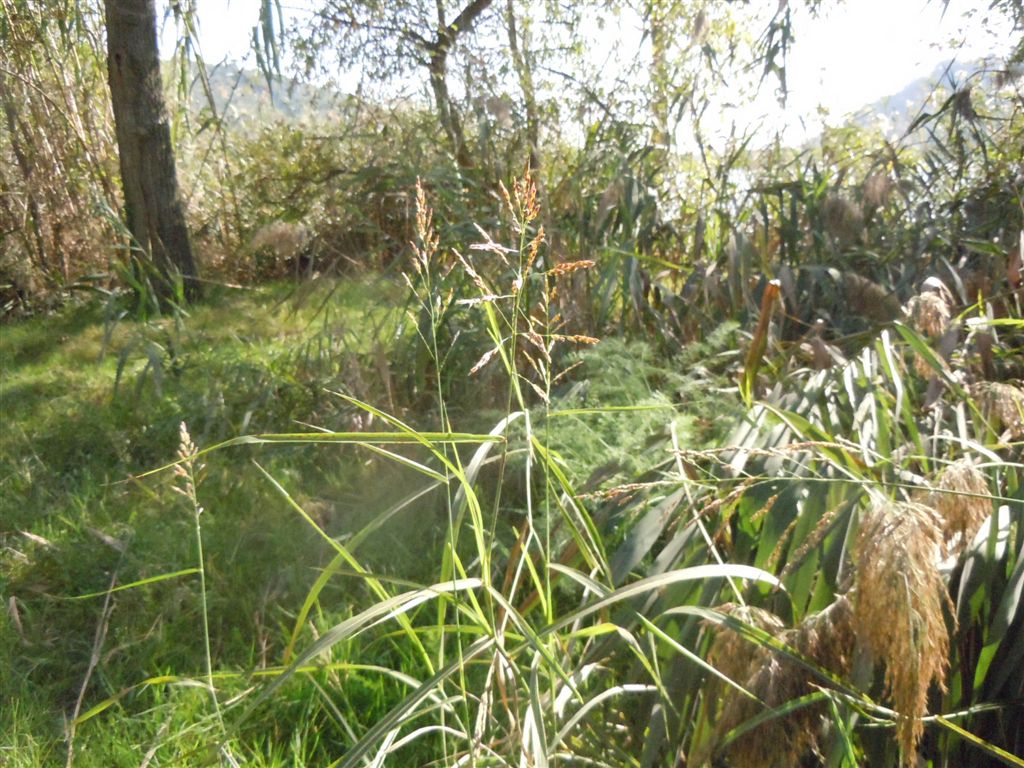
[0, 278, 421, 764]
[3, 222, 1021, 767]
[2, 271, 714, 765]
[2, 262, 704, 762]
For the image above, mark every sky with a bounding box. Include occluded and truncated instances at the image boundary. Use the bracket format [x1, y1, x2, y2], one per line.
[158, 0, 1014, 132]
[719, 0, 1013, 145]
[781, 0, 1011, 117]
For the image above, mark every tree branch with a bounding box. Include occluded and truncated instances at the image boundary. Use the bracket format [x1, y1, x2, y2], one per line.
[439, 0, 493, 47]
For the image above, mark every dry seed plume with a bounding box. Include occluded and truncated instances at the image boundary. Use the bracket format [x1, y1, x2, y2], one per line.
[840, 272, 901, 323]
[703, 599, 855, 768]
[863, 172, 893, 208]
[853, 501, 950, 763]
[971, 381, 1024, 440]
[822, 193, 864, 249]
[928, 459, 991, 552]
[411, 178, 440, 276]
[172, 422, 204, 512]
[499, 166, 540, 231]
[904, 277, 955, 377]
[905, 291, 952, 340]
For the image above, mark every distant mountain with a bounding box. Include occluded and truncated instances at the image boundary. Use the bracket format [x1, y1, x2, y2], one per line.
[173, 57, 1017, 142]
[178, 62, 354, 126]
[849, 57, 1012, 138]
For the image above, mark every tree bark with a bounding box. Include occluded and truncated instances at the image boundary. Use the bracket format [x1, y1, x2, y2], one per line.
[428, 45, 474, 170]
[426, 0, 495, 171]
[505, 0, 540, 173]
[504, 0, 592, 333]
[104, 0, 199, 301]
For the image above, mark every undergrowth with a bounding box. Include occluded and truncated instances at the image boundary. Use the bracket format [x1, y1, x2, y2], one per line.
[3, 166, 1022, 766]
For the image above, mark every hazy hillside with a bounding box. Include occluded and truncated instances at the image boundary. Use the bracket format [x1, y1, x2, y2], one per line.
[183, 61, 354, 125]
[185, 57, 1014, 143]
[850, 57, 1012, 137]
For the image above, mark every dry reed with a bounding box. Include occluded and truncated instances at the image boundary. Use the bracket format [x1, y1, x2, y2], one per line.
[905, 291, 951, 340]
[705, 598, 855, 767]
[971, 381, 1024, 439]
[853, 501, 951, 764]
[928, 459, 991, 552]
[904, 279, 955, 376]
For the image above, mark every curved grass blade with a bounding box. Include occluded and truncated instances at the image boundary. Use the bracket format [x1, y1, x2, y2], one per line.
[716, 690, 828, 750]
[334, 636, 496, 768]
[62, 568, 200, 600]
[247, 579, 482, 714]
[892, 321, 967, 396]
[935, 715, 1024, 767]
[134, 429, 503, 480]
[541, 565, 782, 637]
[254, 460, 434, 669]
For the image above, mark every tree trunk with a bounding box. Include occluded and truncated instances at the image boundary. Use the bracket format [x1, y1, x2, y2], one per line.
[505, 0, 540, 173]
[425, 0, 495, 171]
[505, 0, 592, 333]
[104, 0, 199, 301]
[428, 46, 474, 170]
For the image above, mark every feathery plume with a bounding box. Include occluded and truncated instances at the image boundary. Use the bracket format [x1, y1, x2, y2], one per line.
[854, 501, 950, 763]
[929, 459, 991, 552]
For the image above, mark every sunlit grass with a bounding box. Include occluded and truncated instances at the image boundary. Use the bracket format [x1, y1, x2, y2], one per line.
[4, 166, 1022, 766]
[0, 277, 414, 765]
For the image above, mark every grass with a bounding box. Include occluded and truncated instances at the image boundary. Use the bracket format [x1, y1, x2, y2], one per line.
[3, 180, 1021, 766]
[5, 11, 1022, 760]
[0, 278, 422, 764]
[2, 266, 723, 765]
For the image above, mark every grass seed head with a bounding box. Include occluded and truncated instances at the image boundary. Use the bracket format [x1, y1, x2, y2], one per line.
[173, 422, 203, 504]
[501, 168, 540, 230]
[705, 605, 794, 768]
[796, 595, 855, 677]
[904, 290, 951, 340]
[930, 459, 990, 552]
[412, 178, 440, 275]
[823, 193, 865, 246]
[954, 86, 977, 119]
[523, 225, 546, 275]
[722, 654, 813, 768]
[971, 381, 1024, 439]
[707, 604, 785, 684]
[175, 421, 197, 465]
[547, 259, 594, 278]
[705, 602, 856, 768]
[840, 272, 900, 323]
[863, 172, 893, 207]
[854, 501, 951, 763]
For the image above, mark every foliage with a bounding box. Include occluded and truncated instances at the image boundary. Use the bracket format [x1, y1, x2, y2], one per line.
[0, 0, 120, 308]
[8, 147, 1019, 766]
[3, 0, 1024, 766]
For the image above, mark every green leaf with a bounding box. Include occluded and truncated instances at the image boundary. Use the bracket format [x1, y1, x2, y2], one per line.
[935, 715, 1024, 767]
[63, 568, 200, 600]
[892, 321, 966, 397]
[248, 579, 483, 714]
[334, 636, 495, 768]
[989, 543, 1024, 644]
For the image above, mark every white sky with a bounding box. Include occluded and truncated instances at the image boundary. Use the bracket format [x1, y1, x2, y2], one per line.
[782, 0, 1011, 116]
[159, 0, 1014, 131]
